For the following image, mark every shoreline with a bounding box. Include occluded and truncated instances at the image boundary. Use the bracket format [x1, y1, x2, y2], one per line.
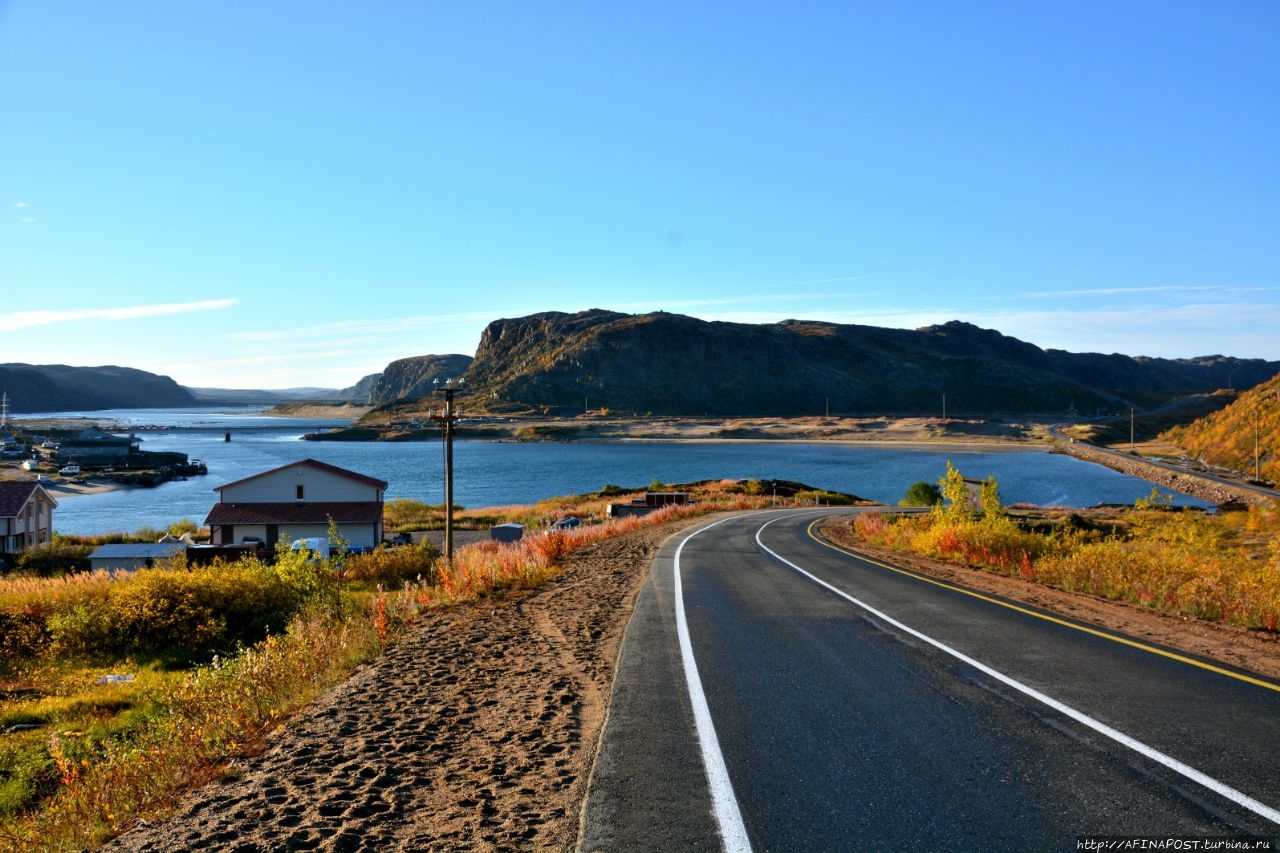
[26, 478, 132, 499]
[585, 435, 1044, 452]
[5, 413, 1266, 512]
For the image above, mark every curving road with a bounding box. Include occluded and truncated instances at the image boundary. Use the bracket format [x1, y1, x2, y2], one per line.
[579, 510, 1280, 851]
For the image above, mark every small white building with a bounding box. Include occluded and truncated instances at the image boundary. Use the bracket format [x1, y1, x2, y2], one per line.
[204, 459, 387, 550]
[89, 542, 187, 572]
[0, 481, 58, 560]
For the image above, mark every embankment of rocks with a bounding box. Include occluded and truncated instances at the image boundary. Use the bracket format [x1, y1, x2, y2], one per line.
[1057, 441, 1271, 508]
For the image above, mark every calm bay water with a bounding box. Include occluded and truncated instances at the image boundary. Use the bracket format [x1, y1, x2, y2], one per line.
[18, 408, 1210, 536]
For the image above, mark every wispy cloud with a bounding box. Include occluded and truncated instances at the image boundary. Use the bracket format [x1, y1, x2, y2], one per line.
[784, 274, 880, 287]
[226, 310, 496, 342]
[18, 216, 36, 224]
[13, 201, 28, 209]
[0, 299, 238, 332]
[170, 348, 362, 370]
[1006, 284, 1276, 300]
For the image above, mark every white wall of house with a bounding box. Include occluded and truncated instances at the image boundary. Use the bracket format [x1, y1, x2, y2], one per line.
[209, 461, 386, 549]
[221, 465, 383, 503]
[223, 522, 380, 549]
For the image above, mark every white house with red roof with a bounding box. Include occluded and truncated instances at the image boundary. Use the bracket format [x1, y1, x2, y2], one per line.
[0, 480, 58, 561]
[204, 459, 387, 550]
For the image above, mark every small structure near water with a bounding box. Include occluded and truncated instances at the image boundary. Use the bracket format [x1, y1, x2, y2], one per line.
[607, 491, 691, 518]
[88, 542, 187, 572]
[54, 427, 205, 485]
[490, 523, 524, 543]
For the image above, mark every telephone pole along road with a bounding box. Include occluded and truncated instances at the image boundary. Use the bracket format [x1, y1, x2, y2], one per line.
[579, 510, 1280, 851]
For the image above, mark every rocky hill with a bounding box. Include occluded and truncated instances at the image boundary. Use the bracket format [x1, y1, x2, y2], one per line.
[366, 354, 475, 405]
[1161, 373, 1280, 485]
[339, 373, 382, 403]
[449, 310, 1279, 417]
[0, 363, 196, 413]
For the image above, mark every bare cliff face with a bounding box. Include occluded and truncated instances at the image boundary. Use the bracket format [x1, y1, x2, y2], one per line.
[365, 354, 475, 405]
[453, 310, 1279, 417]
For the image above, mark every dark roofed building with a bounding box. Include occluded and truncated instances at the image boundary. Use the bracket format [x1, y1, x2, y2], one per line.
[57, 428, 142, 464]
[0, 480, 57, 561]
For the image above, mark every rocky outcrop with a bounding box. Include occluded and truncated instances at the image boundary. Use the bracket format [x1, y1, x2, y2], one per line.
[366, 354, 474, 405]
[457, 310, 1280, 417]
[338, 373, 382, 403]
[0, 363, 196, 413]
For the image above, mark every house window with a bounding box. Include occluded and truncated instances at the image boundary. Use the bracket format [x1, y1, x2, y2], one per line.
[296, 485, 305, 500]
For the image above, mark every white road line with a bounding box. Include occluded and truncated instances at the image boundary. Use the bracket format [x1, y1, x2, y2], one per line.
[754, 515, 1280, 827]
[674, 516, 754, 853]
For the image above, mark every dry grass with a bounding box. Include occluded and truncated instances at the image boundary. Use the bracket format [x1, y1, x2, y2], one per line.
[842, 502, 1280, 632]
[0, 486, 773, 851]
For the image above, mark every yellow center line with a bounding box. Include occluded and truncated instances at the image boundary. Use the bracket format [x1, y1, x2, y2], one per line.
[804, 518, 1280, 695]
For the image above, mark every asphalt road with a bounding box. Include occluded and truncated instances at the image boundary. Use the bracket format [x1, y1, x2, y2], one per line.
[579, 510, 1280, 852]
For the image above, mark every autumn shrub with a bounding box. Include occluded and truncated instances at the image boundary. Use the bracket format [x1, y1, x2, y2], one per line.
[425, 502, 712, 605]
[843, 466, 1280, 632]
[0, 602, 388, 850]
[45, 558, 324, 664]
[12, 542, 92, 578]
[0, 607, 51, 669]
[343, 540, 440, 588]
[793, 489, 857, 506]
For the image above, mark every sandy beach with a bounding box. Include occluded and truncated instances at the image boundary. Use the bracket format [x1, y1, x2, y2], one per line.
[0, 469, 125, 498]
[344, 412, 1057, 448]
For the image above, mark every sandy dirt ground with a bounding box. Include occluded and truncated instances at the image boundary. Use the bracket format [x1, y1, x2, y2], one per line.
[99, 510, 1279, 852]
[104, 518, 696, 853]
[0, 467, 123, 498]
[349, 413, 1054, 449]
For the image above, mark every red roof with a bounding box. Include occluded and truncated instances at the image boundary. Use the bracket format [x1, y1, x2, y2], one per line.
[0, 481, 57, 517]
[214, 458, 388, 493]
[205, 501, 384, 526]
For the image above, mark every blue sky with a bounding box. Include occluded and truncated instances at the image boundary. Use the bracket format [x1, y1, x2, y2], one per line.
[2, 2, 1277, 390]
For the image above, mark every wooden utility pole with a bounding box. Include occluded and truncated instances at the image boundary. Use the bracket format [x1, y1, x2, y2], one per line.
[431, 378, 464, 563]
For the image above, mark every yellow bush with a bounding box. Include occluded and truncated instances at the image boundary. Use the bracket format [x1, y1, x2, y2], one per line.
[343, 541, 439, 588]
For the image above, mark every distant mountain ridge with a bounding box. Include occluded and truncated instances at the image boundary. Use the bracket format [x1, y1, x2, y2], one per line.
[450, 310, 1280, 416]
[6, 312, 1277, 416]
[0, 363, 195, 413]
